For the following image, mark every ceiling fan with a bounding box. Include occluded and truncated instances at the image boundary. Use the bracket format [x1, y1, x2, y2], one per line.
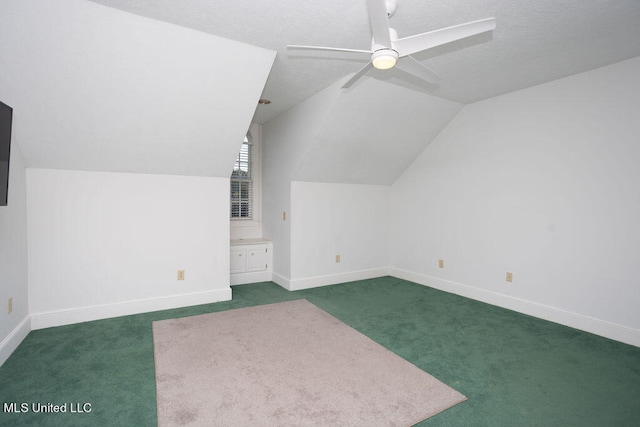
[287, 0, 496, 88]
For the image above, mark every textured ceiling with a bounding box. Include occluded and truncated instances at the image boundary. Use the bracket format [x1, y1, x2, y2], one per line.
[88, 0, 640, 124]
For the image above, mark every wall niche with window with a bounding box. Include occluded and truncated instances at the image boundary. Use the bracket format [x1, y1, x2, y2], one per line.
[230, 124, 272, 284]
[230, 123, 263, 240]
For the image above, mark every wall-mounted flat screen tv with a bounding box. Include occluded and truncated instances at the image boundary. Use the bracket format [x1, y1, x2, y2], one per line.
[0, 101, 13, 207]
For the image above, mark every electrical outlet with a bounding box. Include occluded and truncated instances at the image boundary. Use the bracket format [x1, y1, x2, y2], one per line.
[335, 254, 341, 263]
[438, 259, 444, 268]
[506, 272, 513, 282]
[177, 270, 185, 280]
[7, 297, 12, 314]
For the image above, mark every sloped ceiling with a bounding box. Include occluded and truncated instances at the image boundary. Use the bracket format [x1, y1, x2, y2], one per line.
[75, 0, 640, 186]
[87, 0, 640, 124]
[4, 0, 640, 184]
[293, 76, 462, 185]
[263, 75, 462, 186]
[0, 0, 275, 178]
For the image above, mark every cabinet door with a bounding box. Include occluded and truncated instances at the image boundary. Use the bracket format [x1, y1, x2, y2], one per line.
[230, 249, 246, 273]
[247, 247, 267, 272]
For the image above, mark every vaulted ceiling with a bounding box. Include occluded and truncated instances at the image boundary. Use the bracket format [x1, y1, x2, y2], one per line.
[2, 0, 640, 182]
[290, 76, 462, 185]
[88, 0, 640, 124]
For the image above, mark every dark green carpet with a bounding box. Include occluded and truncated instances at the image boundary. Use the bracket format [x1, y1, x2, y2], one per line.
[1, 277, 639, 426]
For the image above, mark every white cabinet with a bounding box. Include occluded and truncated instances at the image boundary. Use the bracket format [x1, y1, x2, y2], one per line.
[230, 239, 273, 285]
[247, 247, 267, 271]
[230, 248, 247, 274]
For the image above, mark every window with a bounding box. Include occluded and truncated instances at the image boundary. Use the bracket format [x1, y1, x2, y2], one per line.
[231, 136, 252, 219]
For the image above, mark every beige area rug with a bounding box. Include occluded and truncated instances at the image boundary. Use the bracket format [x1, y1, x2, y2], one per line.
[152, 299, 466, 426]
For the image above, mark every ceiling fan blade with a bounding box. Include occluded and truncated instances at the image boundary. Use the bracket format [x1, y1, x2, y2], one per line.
[366, 0, 392, 49]
[342, 62, 373, 89]
[395, 56, 441, 84]
[287, 45, 372, 54]
[394, 17, 496, 57]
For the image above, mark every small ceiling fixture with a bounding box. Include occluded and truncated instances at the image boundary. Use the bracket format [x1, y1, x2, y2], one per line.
[258, 99, 271, 105]
[371, 49, 398, 70]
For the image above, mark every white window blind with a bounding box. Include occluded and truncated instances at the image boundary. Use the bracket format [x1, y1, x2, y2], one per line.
[230, 136, 252, 219]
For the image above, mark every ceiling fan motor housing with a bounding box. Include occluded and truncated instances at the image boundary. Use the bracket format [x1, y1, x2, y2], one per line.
[385, 0, 398, 17]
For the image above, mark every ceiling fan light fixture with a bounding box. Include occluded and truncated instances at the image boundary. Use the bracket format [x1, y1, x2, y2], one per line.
[371, 49, 398, 70]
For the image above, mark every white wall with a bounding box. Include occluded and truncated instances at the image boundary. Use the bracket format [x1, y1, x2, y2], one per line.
[262, 81, 341, 283]
[390, 57, 640, 346]
[289, 181, 390, 290]
[27, 169, 231, 328]
[0, 143, 29, 366]
[262, 76, 459, 288]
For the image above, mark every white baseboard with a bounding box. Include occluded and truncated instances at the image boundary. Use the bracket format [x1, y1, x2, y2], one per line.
[30, 288, 232, 330]
[288, 267, 390, 291]
[271, 268, 389, 291]
[0, 315, 31, 367]
[271, 272, 292, 290]
[231, 270, 273, 286]
[390, 268, 640, 348]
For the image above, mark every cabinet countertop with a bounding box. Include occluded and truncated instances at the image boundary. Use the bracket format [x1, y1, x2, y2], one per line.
[231, 238, 272, 246]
